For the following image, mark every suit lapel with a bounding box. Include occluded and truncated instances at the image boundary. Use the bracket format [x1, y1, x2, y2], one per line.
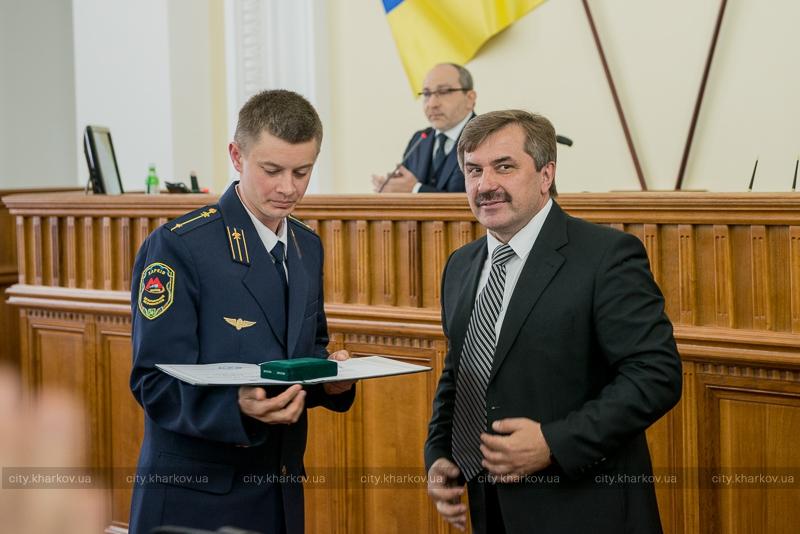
[218, 184, 287, 348]
[448, 239, 487, 366]
[408, 129, 435, 184]
[285, 226, 309, 357]
[489, 203, 569, 383]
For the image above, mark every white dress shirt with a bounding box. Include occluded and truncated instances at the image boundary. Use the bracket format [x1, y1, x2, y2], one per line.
[236, 185, 289, 281]
[475, 199, 553, 339]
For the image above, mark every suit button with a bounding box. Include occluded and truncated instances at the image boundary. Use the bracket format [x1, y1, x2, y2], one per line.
[281, 465, 287, 476]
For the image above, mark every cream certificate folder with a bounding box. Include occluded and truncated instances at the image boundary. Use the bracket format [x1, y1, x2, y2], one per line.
[156, 356, 431, 386]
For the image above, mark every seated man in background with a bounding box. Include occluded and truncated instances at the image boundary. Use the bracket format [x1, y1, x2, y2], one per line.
[372, 63, 476, 193]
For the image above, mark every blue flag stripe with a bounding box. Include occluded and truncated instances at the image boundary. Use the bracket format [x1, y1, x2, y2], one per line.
[382, 0, 404, 14]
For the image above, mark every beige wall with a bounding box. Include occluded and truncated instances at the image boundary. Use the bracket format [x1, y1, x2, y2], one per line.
[3, 1, 797, 194]
[0, 0, 77, 189]
[325, 0, 800, 193]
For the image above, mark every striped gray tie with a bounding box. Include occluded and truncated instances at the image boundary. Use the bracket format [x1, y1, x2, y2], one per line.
[451, 243, 516, 481]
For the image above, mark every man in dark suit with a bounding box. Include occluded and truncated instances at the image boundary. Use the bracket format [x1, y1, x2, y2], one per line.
[129, 90, 355, 534]
[425, 110, 682, 533]
[372, 63, 476, 193]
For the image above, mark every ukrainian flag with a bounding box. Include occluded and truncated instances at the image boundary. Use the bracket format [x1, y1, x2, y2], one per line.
[382, 0, 547, 93]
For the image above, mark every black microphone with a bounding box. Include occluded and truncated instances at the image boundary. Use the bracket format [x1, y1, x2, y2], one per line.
[556, 135, 573, 147]
[378, 131, 429, 192]
[190, 171, 200, 193]
[748, 158, 758, 191]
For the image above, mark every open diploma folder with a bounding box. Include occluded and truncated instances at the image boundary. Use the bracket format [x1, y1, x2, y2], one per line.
[156, 356, 431, 386]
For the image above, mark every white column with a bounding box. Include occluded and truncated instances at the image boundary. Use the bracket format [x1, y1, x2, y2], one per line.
[224, 0, 332, 193]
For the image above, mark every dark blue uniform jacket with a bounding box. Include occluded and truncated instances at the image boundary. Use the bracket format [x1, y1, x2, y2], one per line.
[129, 182, 354, 534]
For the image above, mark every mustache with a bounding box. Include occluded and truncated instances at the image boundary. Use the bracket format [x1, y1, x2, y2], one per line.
[475, 190, 511, 206]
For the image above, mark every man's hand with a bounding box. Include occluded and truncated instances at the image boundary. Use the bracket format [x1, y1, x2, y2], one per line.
[238, 384, 306, 424]
[323, 349, 356, 395]
[372, 165, 419, 193]
[427, 458, 467, 531]
[480, 418, 552, 482]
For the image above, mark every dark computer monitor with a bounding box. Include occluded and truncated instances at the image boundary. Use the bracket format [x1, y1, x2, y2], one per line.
[83, 125, 124, 194]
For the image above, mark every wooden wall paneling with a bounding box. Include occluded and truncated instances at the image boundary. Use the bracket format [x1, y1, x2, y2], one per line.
[696, 368, 800, 534]
[678, 360, 701, 534]
[30, 216, 43, 285]
[396, 221, 421, 308]
[453, 221, 474, 251]
[305, 331, 356, 534]
[791, 226, 800, 333]
[80, 216, 95, 289]
[693, 225, 717, 327]
[65, 216, 77, 288]
[21, 309, 100, 465]
[42, 216, 58, 286]
[678, 224, 697, 326]
[133, 217, 150, 267]
[750, 225, 771, 331]
[643, 223, 661, 285]
[421, 221, 448, 308]
[6, 191, 800, 534]
[94, 315, 139, 530]
[766, 225, 791, 333]
[115, 217, 131, 291]
[100, 217, 113, 290]
[344, 336, 438, 534]
[729, 225, 754, 331]
[378, 220, 396, 306]
[321, 219, 347, 304]
[355, 220, 370, 305]
[15, 215, 26, 284]
[712, 225, 734, 328]
[0, 210, 20, 365]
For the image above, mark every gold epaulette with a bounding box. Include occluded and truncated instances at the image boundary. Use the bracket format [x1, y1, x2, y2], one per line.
[288, 215, 316, 234]
[169, 206, 221, 235]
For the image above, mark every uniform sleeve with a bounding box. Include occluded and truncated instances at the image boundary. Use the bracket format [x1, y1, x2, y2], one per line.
[130, 228, 257, 445]
[540, 232, 683, 478]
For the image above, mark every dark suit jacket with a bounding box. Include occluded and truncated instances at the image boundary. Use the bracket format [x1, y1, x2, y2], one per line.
[425, 202, 682, 534]
[404, 113, 474, 192]
[129, 183, 354, 534]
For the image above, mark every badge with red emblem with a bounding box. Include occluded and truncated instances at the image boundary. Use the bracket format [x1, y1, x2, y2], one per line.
[138, 262, 175, 320]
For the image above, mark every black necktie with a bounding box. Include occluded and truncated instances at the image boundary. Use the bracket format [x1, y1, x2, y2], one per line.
[270, 241, 288, 341]
[431, 132, 447, 178]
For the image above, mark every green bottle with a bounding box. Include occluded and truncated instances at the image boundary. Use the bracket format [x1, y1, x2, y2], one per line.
[146, 164, 160, 195]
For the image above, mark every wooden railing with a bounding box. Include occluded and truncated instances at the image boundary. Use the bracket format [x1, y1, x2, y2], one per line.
[4, 190, 800, 534]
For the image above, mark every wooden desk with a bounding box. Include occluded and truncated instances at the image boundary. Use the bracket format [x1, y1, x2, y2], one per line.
[4, 191, 800, 533]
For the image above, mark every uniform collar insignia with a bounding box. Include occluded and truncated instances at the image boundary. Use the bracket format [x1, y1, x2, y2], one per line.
[226, 226, 251, 265]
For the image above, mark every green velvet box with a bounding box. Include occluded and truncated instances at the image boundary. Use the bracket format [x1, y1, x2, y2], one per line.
[259, 357, 338, 381]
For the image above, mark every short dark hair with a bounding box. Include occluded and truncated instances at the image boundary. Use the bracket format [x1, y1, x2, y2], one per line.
[445, 63, 474, 91]
[457, 110, 558, 197]
[233, 89, 323, 153]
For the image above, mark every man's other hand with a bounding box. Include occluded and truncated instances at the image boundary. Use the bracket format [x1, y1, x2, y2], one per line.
[427, 457, 467, 531]
[372, 165, 419, 193]
[480, 418, 552, 482]
[323, 350, 356, 395]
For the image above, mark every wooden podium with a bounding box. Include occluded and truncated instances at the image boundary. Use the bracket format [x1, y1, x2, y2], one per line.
[4, 190, 800, 533]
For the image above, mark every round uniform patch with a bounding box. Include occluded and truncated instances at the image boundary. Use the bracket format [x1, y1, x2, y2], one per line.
[138, 262, 176, 320]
